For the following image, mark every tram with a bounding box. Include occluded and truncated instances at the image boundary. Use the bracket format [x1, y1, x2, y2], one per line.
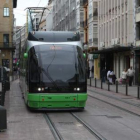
[19, 31, 87, 110]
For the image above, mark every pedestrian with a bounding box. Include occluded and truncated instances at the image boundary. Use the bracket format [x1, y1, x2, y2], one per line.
[107, 70, 112, 84]
[111, 71, 116, 84]
[87, 66, 90, 79]
[90, 65, 94, 78]
[109, 70, 116, 84]
[127, 66, 134, 86]
[107, 69, 116, 84]
[101, 67, 106, 82]
[121, 69, 127, 85]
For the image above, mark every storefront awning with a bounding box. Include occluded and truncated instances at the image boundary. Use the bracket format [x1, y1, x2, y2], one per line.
[91, 46, 133, 54]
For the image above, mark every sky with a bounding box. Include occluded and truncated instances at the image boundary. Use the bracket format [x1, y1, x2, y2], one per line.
[14, 0, 48, 26]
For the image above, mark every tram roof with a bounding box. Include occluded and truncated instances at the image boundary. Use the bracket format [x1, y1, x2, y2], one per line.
[28, 31, 80, 42]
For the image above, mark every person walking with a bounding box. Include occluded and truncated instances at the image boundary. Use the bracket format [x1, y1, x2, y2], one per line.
[127, 66, 134, 86]
[101, 67, 106, 82]
[121, 69, 127, 85]
[107, 70, 111, 83]
[107, 69, 114, 84]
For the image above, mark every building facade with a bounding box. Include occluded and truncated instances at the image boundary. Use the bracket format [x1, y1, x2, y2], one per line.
[97, 0, 135, 80]
[88, 0, 99, 78]
[134, 0, 140, 84]
[0, 0, 17, 77]
[52, 0, 84, 42]
[13, 26, 21, 64]
[46, 0, 53, 31]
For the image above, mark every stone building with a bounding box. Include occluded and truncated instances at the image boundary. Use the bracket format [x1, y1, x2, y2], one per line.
[94, 0, 135, 80]
[0, 0, 17, 76]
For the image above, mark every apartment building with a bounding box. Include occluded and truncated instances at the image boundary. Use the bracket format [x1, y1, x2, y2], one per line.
[46, 0, 53, 31]
[95, 0, 135, 79]
[85, 0, 99, 78]
[13, 26, 21, 63]
[52, 0, 84, 42]
[0, 0, 17, 77]
[134, 0, 140, 84]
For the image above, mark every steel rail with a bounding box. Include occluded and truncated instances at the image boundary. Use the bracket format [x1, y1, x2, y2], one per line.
[87, 87, 140, 108]
[88, 94, 140, 117]
[70, 112, 107, 140]
[44, 113, 64, 140]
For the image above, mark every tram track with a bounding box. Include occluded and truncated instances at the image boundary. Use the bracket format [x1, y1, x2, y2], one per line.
[87, 86, 140, 108]
[44, 112, 107, 140]
[44, 113, 63, 140]
[88, 94, 140, 117]
[70, 112, 107, 140]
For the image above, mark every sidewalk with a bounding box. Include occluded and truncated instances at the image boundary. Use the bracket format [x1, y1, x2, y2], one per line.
[0, 79, 54, 140]
[87, 78, 139, 99]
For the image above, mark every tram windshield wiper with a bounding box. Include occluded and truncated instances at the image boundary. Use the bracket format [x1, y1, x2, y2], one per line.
[40, 67, 61, 91]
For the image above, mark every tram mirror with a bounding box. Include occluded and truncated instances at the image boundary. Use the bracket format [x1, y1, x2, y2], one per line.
[24, 53, 28, 58]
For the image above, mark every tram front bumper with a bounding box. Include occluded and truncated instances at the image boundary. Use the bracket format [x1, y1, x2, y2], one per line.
[27, 93, 87, 109]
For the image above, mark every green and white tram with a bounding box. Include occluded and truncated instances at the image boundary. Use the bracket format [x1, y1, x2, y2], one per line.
[19, 31, 87, 110]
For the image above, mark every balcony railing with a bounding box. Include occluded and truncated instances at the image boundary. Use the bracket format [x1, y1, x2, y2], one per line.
[0, 42, 16, 48]
[136, 7, 140, 14]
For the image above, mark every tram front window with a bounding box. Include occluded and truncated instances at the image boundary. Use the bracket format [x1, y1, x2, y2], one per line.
[29, 44, 86, 92]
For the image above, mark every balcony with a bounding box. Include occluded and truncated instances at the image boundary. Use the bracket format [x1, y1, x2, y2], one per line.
[0, 42, 16, 49]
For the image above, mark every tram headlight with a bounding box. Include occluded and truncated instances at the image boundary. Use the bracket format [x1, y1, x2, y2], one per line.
[38, 87, 41, 91]
[77, 88, 80, 91]
[74, 88, 80, 91]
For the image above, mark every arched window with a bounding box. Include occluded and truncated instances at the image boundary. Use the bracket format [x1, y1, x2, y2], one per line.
[3, 7, 9, 17]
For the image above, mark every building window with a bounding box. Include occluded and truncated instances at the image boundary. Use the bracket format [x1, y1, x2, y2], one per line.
[3, 34, 9, 47]
[3, 7, 9, 17]
[93, 2, 98, 20]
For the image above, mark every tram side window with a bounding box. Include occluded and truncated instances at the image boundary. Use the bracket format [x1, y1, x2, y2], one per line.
[29, 56, 39, 82]
[25, 58, 29, 82]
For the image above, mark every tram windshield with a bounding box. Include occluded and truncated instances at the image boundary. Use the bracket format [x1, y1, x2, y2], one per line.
[29, 44, 86, 88]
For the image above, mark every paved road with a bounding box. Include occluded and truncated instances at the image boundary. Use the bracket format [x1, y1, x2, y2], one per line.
[87, 78, 139, 98]
[0, 80, 54, 140]
[1, 79, 140, 140]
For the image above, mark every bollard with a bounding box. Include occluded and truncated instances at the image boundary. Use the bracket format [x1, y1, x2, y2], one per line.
[108, 81, 110, 91]
[116, 81, 118, 93]
[101, 80, 103, 89]
[138, 86, 140, 99]
[95, 78, 96, 87]
[1, 83, 5, 106]
[90, 77, 91, 86]
[126, 82, 128, 96]
[0, 83, 2, 105]
[0, 92, 2, 105]
[0, 106, 7, 131]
